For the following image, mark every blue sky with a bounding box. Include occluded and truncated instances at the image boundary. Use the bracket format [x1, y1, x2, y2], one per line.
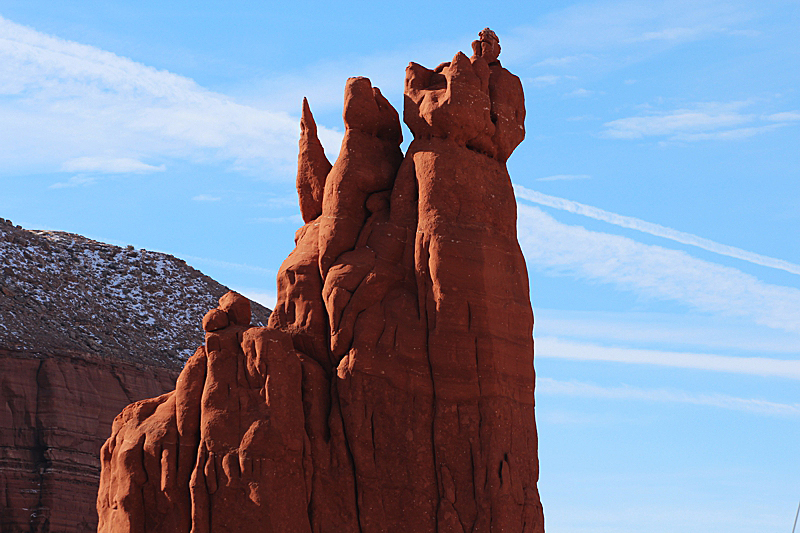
[1, 1, 798, 531]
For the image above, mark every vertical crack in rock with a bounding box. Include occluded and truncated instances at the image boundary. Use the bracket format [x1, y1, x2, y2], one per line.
[33, 358, 51, 533]
[110, 367, 135, 404]
[97, 28, 544, 533]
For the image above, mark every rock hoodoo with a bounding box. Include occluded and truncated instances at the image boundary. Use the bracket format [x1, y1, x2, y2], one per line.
[97, 29, 544, 532]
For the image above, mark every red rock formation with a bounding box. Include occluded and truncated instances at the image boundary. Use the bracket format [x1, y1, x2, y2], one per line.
[297, 97, 332, 224]
[97, 28, 543, 533]
[0, 349, 179, 533]
[0, 221, 272, 533]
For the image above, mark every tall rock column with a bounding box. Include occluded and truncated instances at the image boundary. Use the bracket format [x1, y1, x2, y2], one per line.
[97, 28, 544, 533]
[405, 30, 540, 532]
[325, 28, 540, 532]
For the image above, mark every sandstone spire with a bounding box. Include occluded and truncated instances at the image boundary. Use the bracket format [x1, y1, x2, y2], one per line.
[97, 29, 544, 533]
[296, 98, 331, 223]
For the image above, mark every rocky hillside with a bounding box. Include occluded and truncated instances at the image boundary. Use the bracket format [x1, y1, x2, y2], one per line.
[0, 217, 271, 533]
[0, 217, 270, 365]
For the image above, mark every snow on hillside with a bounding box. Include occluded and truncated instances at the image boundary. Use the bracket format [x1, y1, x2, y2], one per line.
[0, 218, 271, 367]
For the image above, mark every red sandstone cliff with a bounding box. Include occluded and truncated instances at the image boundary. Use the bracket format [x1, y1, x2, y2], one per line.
[97, 28, 544, 533]
[0, 222, 270, 532]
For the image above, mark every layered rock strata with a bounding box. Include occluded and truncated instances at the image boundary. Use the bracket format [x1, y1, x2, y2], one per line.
[0, 351, 179, 533]
[0, 221, 271, 532]
[98, 28, 543, 533]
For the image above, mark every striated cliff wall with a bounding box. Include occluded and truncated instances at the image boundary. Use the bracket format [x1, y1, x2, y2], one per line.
[0, 349, 179, 532]
[0, 221, 271, 532]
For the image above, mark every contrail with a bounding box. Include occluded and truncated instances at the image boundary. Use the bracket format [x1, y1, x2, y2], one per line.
[535, 336, 800, 380]
[514, 184, 800, 276]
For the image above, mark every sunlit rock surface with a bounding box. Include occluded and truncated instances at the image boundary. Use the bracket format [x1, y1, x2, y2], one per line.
[97, 28, 543, 533]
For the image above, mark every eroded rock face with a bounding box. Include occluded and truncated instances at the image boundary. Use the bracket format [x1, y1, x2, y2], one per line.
[98, 29, 543, 533]
[0, 350, 179, 533]
[0, 222, 272, 533]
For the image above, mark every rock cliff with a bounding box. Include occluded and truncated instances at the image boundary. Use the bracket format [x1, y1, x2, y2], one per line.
[97, 28, 544, 533]
[0, 220, 271, 532]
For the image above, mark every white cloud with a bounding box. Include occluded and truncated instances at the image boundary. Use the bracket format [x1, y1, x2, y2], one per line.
[764, 111, 800, 121]
[634, 26, 709, 42]
[252, 214, 304, 224]
[535, 308, 800, 355]
[537, 408, 636, 426]
[192, 194, 221, 202]
[536, 337, 800, 379]
[514, 185, 800, 276]
[516, 204, 800, 333]
[0, 15, 342, 178]
[534, 54, 597, 67]
[61, 157, 165, 174]
[257, 196, 300, 209]
[532, 75, 561, 86]
[568, 88, 593, 97]
[502, 0, 754, 65]
[603, 102, 800, 141]
[536, 174, 591, 182]
[602, 104, 752, 139]
[231, 36, 461, 119]
[672, 123, 785, 141]
[48, 175, 96, 189]
[538, 377, 800, 417]
[566, 115, 597, 122]
[728, 29, 761, 37]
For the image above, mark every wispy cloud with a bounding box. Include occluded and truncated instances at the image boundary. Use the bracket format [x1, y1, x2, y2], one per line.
[49, 175, 97, 189]
[538, 377, 800, 417]
[535, 308, 800, 355]
[764, 111, 800, 121]
[729, 29, 761, 37]
[502, 0, 755, 65]
[633, 26, 712, 42]
[257, 196, 300, 209]
[567, 88, 593, 98]
[602, 101, 798, 141]
[252, 214, 304, 224]
[515, 185, 800, 276]
[192, 194, 221, 202]
[534, 54, 597, 67]
[516, 204, 800, 333]
[536, 337, 800, 379]
[536, 174, 591, 182]
[532, 75, 562, 86]
[602, 102, 752, 139]
[61, 157, 165, 174]
[231, 36, 462, 120]
[603, 110, 744, 137]
[670, 123, 785, 141]
[0, 15, 342, 178]
[537, 408, 637, 426]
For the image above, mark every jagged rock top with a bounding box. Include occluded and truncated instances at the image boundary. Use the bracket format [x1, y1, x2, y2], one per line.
[0, 218, 271, 367]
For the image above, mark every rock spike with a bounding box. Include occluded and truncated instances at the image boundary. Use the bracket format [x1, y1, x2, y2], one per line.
[296, 97, 331, 223]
